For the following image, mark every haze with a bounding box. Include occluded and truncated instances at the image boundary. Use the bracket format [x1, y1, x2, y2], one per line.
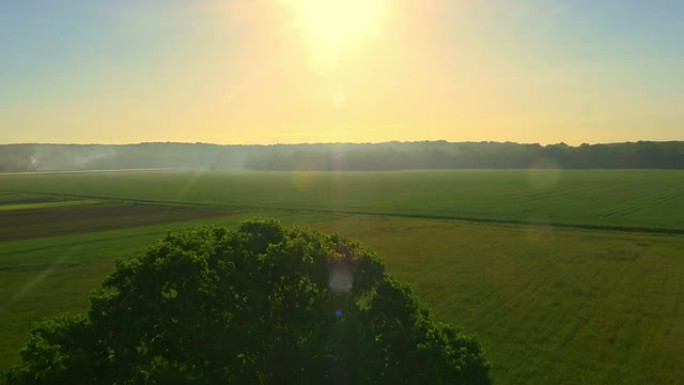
[1, 0, 682, 144]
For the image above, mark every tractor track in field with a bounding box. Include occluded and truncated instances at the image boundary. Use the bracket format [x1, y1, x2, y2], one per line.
[598, 192, 684, 218]
[3, 189, 684, 237]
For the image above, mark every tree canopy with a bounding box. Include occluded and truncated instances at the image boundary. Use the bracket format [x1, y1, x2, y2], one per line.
[3, 219, 491, 385]
[2, 140, 683, 172]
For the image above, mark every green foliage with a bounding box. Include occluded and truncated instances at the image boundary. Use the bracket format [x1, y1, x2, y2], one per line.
[2, 141, 684, 172]
[3, 219, 491, 385]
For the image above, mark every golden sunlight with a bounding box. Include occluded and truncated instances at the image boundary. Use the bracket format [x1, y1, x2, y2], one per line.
[284, 0, 388, 72]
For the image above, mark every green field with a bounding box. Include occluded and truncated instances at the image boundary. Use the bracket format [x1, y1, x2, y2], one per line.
[1, 169, 684, 231]
[0, 199, 101, 212]
[1, 170, 683, 384]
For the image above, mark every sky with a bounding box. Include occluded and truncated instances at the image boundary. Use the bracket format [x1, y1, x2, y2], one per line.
[1, 0, 683, 145]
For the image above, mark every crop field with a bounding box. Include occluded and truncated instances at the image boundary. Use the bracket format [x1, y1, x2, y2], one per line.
[1, 170, 683, 385]
[1, 169, 683, 232]
[0, 198, 232, 241]
[0, 199, 102, 212]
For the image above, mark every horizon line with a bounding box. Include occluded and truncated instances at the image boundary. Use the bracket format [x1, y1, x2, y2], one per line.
[1, 139, 683, 147]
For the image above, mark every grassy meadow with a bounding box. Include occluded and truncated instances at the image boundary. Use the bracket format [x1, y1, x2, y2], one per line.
[1, 169, 683, 384]
[1, 169, 683, 231]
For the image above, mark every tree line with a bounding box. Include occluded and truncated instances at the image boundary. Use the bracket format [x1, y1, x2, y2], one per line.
[1, 141, 683, 172]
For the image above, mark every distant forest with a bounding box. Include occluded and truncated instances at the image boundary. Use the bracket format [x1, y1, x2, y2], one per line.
[1, 141, 683, 172]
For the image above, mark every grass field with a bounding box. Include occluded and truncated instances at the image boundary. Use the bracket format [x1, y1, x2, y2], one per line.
[1, 169, 684, 232]
[1, 170, 683, 384]
[0, 199, 101, 212]
[0, 200, 232, 241]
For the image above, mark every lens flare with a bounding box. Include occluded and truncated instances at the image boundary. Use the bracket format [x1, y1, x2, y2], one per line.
[329, 268, 353, 294]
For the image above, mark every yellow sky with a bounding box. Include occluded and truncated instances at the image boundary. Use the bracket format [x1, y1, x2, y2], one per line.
[1, 0, 682, 144]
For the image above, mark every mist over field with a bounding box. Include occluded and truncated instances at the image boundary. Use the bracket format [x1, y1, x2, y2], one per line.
[1, 140, 683, 172]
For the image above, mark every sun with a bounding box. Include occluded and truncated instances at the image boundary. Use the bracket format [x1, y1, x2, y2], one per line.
[285, 0, 388, 72]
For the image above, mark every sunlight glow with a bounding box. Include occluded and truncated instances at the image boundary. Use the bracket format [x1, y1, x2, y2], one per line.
[285, 0, 388, 72]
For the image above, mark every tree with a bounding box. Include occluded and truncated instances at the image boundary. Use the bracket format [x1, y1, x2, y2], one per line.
[4, 219, 491, 385]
